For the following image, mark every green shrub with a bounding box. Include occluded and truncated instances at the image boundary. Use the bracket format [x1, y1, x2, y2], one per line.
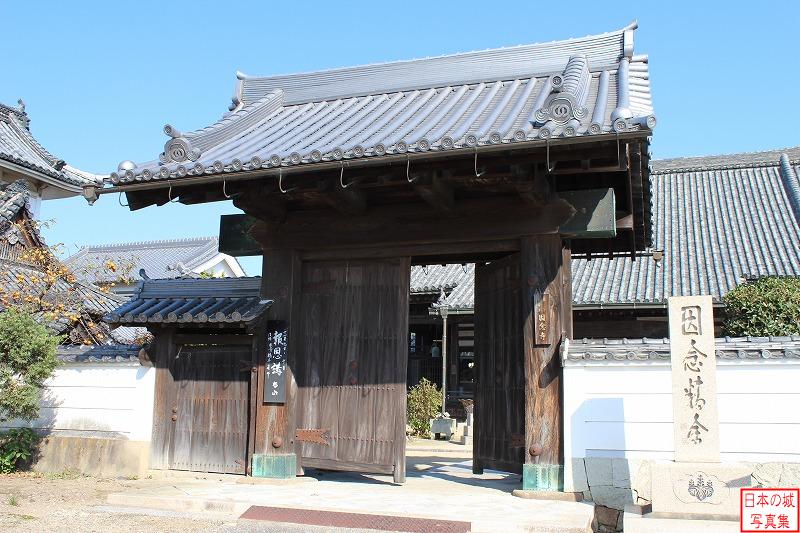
[0, 309, 60, 422]
[0, 428, 39, 473]
[407, 378, 442, 437]
[723, 277, 800, 336]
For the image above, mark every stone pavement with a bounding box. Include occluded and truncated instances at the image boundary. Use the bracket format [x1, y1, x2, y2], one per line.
[105, 442, 594, 533]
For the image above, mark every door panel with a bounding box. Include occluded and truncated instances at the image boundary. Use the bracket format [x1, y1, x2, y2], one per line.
[474, 253, 525, 474]
[295, 258, 409, 480]
[169, 345, 250, 474]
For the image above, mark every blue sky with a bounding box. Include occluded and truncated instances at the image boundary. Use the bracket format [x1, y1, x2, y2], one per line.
[3, 1, 799, 276]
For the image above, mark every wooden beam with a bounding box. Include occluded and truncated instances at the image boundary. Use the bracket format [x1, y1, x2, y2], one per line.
[510, 164, 551, 207]
[616, 214, 634, 230]
[412, 171, 455, 213]
[317, 179, 367, 215]
[224, 187, 614, 256]
[250, 197, 575, 251]
[299, 238, 520, 263]
[233, 190, 287, 223]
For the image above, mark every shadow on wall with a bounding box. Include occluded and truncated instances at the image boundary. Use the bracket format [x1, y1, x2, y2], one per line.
[571, 398, 638, 510]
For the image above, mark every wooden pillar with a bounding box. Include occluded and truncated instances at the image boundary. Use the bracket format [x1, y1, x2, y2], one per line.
[520, 235, 571, 491]
[251, 249, 301, 478]
[149, 327, 175, 471]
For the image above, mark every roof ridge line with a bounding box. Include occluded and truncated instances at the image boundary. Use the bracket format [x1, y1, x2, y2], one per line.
[651, 160, 792, 174]
[72, 236, 218, 251]
[237, 25, 632, 84]
[652, 145, 800, 174]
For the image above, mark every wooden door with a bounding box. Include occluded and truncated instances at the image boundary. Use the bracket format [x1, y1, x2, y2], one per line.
[295, 258, 409, 483]
[473, 253, 525, 474]
[168, 344, 251, 474]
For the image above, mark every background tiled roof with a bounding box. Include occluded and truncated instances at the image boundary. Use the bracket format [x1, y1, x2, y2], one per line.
[65, 236, 238, 284]
[0, 102, 102, 187]
[572, 147, 800, 306]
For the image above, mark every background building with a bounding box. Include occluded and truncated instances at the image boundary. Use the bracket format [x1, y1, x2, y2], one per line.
[65, 236, 246, 295]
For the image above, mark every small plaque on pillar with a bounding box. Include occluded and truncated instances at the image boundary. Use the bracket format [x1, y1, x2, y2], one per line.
[667, 295, 719, 463]
[264, 320, 288, 404]
[533, 292, 552, 346]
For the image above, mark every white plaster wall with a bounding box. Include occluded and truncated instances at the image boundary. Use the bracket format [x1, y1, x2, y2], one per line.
[564, 359, 800, 464]
[1, 364, 155, 442]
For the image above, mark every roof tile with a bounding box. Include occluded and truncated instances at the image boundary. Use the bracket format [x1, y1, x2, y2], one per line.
[111, 25, 655, 184]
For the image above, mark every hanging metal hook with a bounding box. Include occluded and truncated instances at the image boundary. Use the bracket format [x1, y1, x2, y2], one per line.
[340, 162, 353, 189]
[406, 155, 417, 184]
[278, 169, 296, 194]
[474, 147, 485, 177]
[222, 179, 232, 199]
[615, 132, 623, 169]
[118, 192, 128, 207]
[167, 182, 179, 203]
[546, 140, 556, 173]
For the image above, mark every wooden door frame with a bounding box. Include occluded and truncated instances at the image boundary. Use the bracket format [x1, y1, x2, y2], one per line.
[149, 328, 256, 475]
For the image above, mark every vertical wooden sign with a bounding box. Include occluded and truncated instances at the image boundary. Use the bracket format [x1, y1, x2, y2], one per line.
[264, 320, 288, 404]
[667, 296, 720, 463]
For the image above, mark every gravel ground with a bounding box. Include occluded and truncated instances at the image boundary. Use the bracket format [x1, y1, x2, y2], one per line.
[0, 472, 232, 532]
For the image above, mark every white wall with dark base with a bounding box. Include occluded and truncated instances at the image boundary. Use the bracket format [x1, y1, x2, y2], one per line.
[2, 361, 155, 477]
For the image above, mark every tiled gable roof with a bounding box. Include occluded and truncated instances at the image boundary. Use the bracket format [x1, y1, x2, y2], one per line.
[110, 24, 655, 185]
[64, 236, 240, 284]
[0, 102, 102, 188]
[105, 277, 270, 325]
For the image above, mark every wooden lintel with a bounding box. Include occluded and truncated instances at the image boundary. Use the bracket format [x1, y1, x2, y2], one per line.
[510, 164, 551, 207]
[412, 172, 455, 213]
[318, 179, 367, 215]
[251, 197, 574, 251]
[616, 214, 634, 230]
[299, 239, 520, 263]
[233, 191, 287, 224]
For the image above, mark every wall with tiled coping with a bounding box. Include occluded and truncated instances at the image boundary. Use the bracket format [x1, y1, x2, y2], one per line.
[562, 337, 800, 531]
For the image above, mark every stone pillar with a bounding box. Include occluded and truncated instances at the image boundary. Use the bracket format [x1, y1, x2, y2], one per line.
[668, 295, 720, 463]
[649, 295, 751, 518]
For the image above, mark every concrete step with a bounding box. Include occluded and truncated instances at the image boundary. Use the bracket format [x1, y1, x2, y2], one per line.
[107, 491, 249, 516]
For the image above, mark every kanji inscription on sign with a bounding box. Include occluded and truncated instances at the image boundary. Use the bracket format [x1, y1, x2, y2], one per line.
[264, 320, 287, 404]
[668, 295, 720, 463]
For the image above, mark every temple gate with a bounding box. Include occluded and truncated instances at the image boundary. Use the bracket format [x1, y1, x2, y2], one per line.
[93, 24, 655, 490]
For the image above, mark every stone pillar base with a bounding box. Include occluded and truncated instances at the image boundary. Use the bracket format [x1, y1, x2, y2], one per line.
[523, 463, 564, 491]
[251, 453, 297, 479]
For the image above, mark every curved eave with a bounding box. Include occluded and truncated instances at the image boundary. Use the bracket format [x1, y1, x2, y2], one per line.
[0, 158, 83, 194]
[94, 130, 652, 196]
